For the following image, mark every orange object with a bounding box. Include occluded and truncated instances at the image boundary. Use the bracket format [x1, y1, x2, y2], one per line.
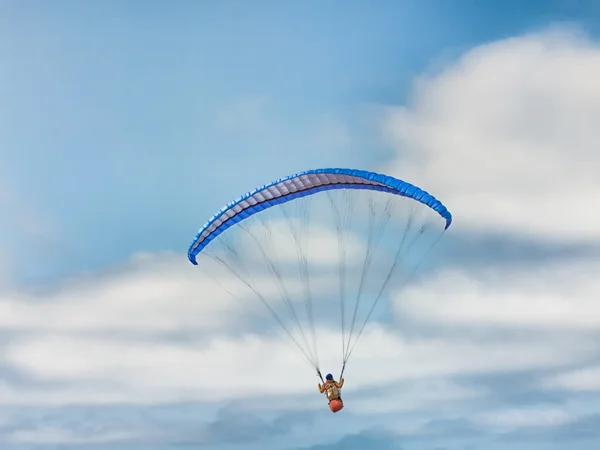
[329, 399, 344, 413]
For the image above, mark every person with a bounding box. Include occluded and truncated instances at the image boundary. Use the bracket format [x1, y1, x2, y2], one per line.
[318, 373, 344, 404]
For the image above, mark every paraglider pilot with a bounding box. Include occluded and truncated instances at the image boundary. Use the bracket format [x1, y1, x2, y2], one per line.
[318, 373, 345, 413]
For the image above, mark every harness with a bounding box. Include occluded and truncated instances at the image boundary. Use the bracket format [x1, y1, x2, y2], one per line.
[323, 381, 341, 402]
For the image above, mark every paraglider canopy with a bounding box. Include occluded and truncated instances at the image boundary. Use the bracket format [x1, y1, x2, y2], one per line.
[188, 168, 452, 380]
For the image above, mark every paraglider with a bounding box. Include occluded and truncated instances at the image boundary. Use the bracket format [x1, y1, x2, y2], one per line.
[187, 168, 452, 413]
[319, 373, 345, 413]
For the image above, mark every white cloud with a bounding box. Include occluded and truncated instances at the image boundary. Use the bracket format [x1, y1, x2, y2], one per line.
[475, 407, 574, 429]
[5, 323, 593, 408]
[542, 365, 600, 392]
[0, 245, 346, 336]
[393, 259, 600, 331]
[3, 256, 599, 409]
[0, 252, 248, 333]
[382, 26, 600, 242]
[351, 378, 487, 415]
[2, 204, 599, 410]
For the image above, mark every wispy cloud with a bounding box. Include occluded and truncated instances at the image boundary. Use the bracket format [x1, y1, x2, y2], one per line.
[543, 365, 600, 392]
[394, 260, 600, 331]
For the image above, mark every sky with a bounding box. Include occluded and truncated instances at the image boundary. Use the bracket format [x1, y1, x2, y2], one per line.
[2, 0, 600, 449]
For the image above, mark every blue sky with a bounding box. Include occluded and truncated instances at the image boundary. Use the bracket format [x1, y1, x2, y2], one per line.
[2, 1, 600, 449]
[3, 0, 599, 283]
